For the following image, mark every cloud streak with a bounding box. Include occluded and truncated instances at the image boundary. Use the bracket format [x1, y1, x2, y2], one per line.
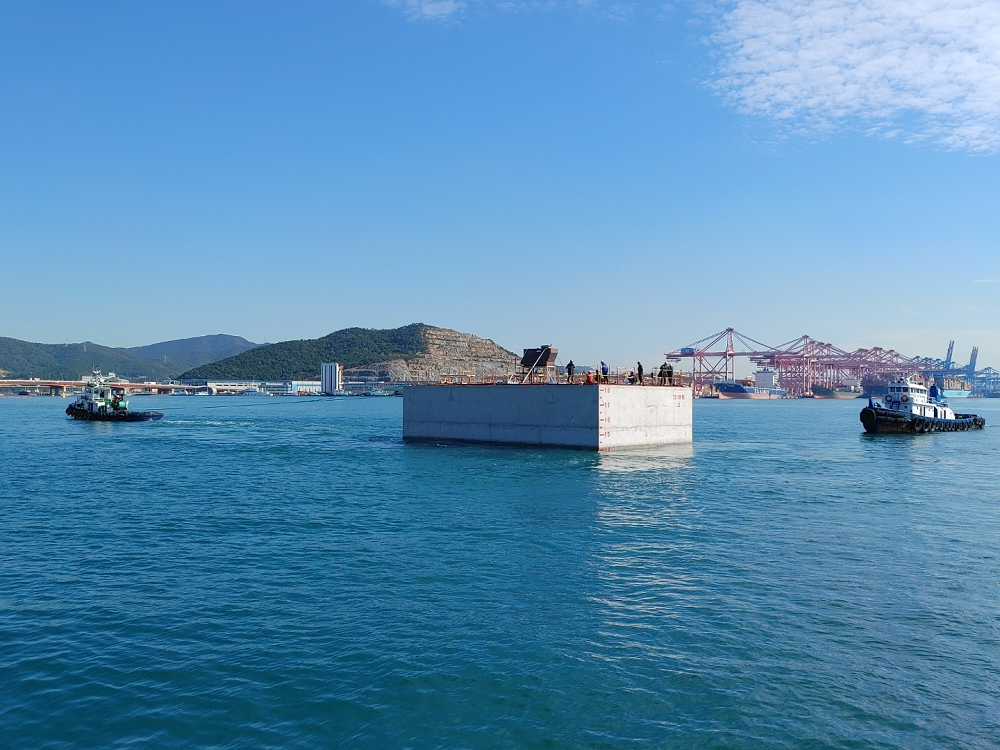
[383, 0, 467, 21]
[712, 0, 1000, 152]
[382, 0, 657, 22]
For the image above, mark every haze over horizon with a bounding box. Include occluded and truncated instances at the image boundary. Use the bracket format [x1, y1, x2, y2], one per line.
[3, 1, 998, 369]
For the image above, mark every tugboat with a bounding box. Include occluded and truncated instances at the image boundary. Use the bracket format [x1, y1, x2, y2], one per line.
[66, 370, 163, 422]
[859, 377, 984, 434]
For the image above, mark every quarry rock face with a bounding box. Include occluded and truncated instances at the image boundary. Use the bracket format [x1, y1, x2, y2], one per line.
[344, 326, 517, 383]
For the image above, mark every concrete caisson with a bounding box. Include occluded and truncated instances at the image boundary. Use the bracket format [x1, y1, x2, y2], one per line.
[402, 384, 692, 450]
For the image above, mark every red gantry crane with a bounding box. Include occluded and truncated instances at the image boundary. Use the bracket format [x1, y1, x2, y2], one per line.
[666, 328, 925, 397]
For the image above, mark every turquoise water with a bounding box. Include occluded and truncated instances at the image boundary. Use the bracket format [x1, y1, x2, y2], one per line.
[2, 395, 999, 748]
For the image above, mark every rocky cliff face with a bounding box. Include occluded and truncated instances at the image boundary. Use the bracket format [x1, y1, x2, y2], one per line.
[344, 326, 517, 383]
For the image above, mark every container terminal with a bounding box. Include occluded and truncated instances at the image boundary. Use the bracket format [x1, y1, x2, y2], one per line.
[665, 328, 1000, 398]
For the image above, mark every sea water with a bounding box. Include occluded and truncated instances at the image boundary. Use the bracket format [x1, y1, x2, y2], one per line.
[2, 395, 999, 748]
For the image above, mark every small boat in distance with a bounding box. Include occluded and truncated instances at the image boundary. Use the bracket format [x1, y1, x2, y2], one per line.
[362, 387, 396, 397]
[66, 370, 163, 422]
[859, 377, 984, 434]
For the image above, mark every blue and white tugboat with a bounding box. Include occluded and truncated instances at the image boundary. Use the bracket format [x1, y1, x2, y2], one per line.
[66, 370, 163, 422]
[859, 377, 984, 434]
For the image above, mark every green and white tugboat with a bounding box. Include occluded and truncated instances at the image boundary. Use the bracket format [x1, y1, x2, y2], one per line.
[859, 377, 984, 434]
[66, 370, 163, 422]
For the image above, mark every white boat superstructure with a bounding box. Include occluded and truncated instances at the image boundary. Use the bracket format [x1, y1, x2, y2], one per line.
[881, 378, 954, 420]
[70, 370, 128, 416]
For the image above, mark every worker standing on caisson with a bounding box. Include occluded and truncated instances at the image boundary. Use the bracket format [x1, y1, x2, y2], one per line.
[637, 361, 644, 385]
[600, 361, 609, 383]
[566, 360, 575, 384]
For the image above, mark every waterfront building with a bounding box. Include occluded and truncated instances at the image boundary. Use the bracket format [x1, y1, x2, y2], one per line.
[206, 380, 266, 393]
[262, 381, 322, 396]
[321, 363, 343, 395]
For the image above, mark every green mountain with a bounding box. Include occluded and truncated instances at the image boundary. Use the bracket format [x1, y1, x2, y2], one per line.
[127, 334, 259, 375]
[179, 324, 431, 381]
[0, 334, 258, 381]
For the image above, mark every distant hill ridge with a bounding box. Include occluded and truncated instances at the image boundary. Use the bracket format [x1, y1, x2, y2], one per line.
[178, 324, 517, 381]
[0, 334, 258, 380]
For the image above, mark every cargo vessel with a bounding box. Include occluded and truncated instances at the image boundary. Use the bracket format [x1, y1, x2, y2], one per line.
[859, 377, 984, 434]
[715, 369, 786, 399]
[66, 371, 163, 422]
[811, 384, 861, 399]
[941, 387, 972, 398]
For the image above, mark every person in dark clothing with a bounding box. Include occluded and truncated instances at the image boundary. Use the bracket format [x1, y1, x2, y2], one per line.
[600, 361, 609, 383]
[566, 360, 575, 384]
[666, 364, 674, 385]
[658, 363, 668, 385]
[637, 362, 644, 385]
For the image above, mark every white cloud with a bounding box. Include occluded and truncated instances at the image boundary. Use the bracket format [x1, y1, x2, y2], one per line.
[382, 0, 662, 22]
[712, 0, 1000, 152]
[384, 0, 467, 20]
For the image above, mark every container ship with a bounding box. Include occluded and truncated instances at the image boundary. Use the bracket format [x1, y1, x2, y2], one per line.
[811, 384, 862, 399]
[715, 369, 786, 399]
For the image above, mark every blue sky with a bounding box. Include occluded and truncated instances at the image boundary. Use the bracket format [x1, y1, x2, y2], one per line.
[2, 0, 998, 371]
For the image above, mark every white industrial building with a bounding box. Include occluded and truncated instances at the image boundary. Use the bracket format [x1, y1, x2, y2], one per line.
[321, 363, 344, 395]
[262, 380, 322, 396]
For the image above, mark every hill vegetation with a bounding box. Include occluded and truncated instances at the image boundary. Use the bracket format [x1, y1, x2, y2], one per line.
[0, 334, 258, 380]
[178, 324, 430, 381]
[126, 334, 259, 375]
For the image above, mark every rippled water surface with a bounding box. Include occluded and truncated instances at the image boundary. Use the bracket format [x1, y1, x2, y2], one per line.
[3, 395, 1000, 747]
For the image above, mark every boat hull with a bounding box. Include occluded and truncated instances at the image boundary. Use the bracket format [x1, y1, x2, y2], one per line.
[859, 405, 985, 434]
[812, 385, 859, 399]
[66, 405, 163, 422]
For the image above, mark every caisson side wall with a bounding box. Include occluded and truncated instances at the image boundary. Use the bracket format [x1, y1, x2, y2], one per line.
[402, 384, 692, 450]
